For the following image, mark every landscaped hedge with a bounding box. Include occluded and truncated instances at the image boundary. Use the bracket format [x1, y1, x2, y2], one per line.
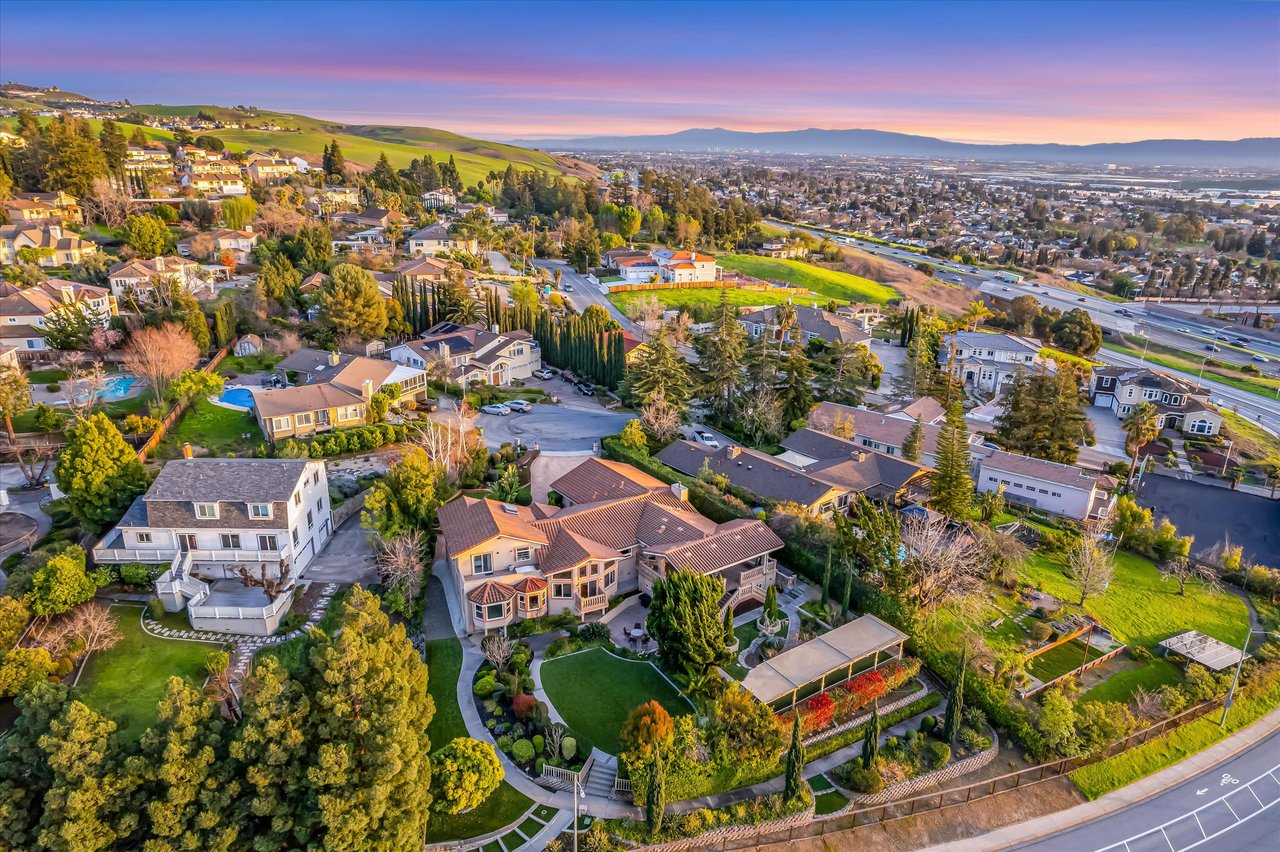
[274, 423, 406, 459]
[806, 692, 942, 762]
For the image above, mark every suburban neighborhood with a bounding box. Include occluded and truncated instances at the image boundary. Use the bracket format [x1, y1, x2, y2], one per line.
[0, 5, 1276, 851]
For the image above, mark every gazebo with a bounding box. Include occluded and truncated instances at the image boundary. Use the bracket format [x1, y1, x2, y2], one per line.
[1158, 630, 1249, 672]
[741, 614, 908, 710]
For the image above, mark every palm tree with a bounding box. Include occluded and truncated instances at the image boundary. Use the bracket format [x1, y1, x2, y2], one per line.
[448, 298, 485, 326]
[385, 221, 405, 257]
[775, 301, 797, 354]
[959, 299, 993, 331]
[1122, 401, 1161, 489]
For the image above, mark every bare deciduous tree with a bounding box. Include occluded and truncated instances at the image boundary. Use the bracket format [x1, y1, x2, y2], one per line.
[271, 331, 302, 357]
[121, 322, 200, 401]
[1130, 686, 1165, 722]
[639, 388, 681, 443]
[234, 559, 293, 598]
[377, 530, 426, 606]
[1160, 556, 1221, 597]
[185, 232, 216, 261]
[481, 633, 513, 672]
[1067, 536, 1115, 606]
[66, 602, 121, 658]
[624, 293, 664, 339]
[204, 650, 241, 721]
[84, 176, 135, 228]
[545, 722, 568, 759]
[899, 513, 987, 612]
[62, 361, 108, 420]
[15, 445, 56, 487]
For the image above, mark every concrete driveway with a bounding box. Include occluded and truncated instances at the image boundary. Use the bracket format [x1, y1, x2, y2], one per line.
[1087, 406, 1130, 459]
[474, 376, 632, 452]
[306, 515, 380, 586]
[487, 251, 515, 275]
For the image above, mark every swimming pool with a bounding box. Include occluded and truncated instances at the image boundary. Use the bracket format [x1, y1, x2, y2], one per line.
[219, 387, 256, 409]
[99, 375, 137, 400]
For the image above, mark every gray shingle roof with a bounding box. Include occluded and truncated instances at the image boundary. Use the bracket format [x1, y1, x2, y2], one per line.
[145, 459, 312, 502]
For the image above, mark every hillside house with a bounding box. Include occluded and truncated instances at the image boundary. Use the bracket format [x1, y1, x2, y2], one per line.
[406, 223, 479, 256]
[0, 279, 116, 354]
[939, 331, 1052, 394]
[1089, 365, 1222, 436]
[108, 255, 203, 301]
[0, 223, 98, 267]
[388, 321, 540, 389]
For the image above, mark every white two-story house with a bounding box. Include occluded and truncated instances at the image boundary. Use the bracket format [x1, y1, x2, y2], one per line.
[388, 321, 540, 389]
[940, 331, 1051, 394]
[975, 449, 1117, 522]
[93, 458, 334, 635]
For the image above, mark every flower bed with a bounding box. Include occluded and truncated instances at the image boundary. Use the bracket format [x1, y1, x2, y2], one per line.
[605, 788, 813, 847]
[777, 657, 921, 736]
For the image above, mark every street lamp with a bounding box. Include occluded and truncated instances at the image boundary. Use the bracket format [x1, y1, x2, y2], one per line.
[572, 776, 585, 852]
[1221, 439, 1235, 475]
[1220, 629, 1280, 727]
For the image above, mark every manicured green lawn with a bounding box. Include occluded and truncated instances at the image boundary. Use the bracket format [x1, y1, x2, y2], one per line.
[76, 604, 223, 743]
[540, 647, 693, 754]
[1071, 669, 1280, 799]
[1080, 658, 1183, 704]
[425, 638, 466, 748]
[815, 790, 849, 816]
[159, 397, 261, 457]
[1026, 639, 1107, 682]
[1020, 550, 1249, 652]
[718, 254, 898, 303]
[609, 286, 831, 315]
[218, 353, 282, 376]
[425, 783, 534, 844]
[26, 368, 69, 384]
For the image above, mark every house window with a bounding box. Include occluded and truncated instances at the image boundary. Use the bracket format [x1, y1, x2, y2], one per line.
[136, 532, 152, 544]
[220, 534, 241, 549]
[514, 547, 531, 562]
[1051, 492, 1062, 498]
[472, 554, 493, 575]
[316, 497, 323, 513]
[291, 528, 299, 545]
[293, 491, 301, 506]
[249, 503, 272, 518]
[272, 417, 291, 431]
[195, 503, 218, 519]
[523, 592, 543, 611]
[307, 510, 314, 530]
[552, 582, 572, 598]
[296, 412, 313, 426]
[1143, 389, 1159, 400]
[475, 601, 508, 622]
[258, 534, 278, 551]
[604, 570, 616, 588]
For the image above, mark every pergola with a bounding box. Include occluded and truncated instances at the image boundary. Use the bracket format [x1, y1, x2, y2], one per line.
[1159, 630, 1249, 672]
[742, 614, 908, 710]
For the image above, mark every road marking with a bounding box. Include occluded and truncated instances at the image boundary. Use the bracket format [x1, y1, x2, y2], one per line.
[1095, 763, 1280, 852]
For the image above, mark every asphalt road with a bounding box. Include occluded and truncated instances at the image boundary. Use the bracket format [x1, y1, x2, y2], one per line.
[1016, 728, 1280, 851]
[1135, 473, 1280, 563]
[474, 392, 631, 452]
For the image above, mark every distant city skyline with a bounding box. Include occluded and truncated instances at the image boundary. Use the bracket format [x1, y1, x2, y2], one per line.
[1, 0, 1276, 145]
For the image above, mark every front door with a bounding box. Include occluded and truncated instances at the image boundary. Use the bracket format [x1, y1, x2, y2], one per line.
[178, 534, 197, 552]
[580, 580, 600, 598]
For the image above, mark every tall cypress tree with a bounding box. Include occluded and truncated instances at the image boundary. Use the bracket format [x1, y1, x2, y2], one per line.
[902, 416, 924, 462]
[931, 400, 974, 520]
[646, 748, 665, 836]
[783, 715, 805, 803]
[943, 649, 967, 744]
[821, 549, 833, 606]
[861, 702, 880, 769]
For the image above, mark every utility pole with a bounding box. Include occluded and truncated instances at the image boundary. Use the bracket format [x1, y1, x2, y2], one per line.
[1221, 629, 1278, 727]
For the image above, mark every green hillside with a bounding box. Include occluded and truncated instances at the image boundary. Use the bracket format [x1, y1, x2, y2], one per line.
[124, 104, 568, 185]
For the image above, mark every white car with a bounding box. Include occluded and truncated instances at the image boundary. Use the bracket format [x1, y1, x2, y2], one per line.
[1252, 355, 1270, 363]
[1177, 327, 1191, 333]
[691, 429, 721, 448]
[480, 403, 511, 416]
[505, 399, 533, 412]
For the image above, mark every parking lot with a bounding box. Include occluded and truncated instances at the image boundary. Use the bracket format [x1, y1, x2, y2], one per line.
[473, 375, 632, 452]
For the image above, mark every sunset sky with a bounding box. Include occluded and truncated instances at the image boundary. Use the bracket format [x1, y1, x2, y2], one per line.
[2, 0, 1277, 144]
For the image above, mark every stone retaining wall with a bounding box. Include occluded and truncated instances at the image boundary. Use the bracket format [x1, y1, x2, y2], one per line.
[629, 806, 815, 852]
[841, 732, 1001, 807]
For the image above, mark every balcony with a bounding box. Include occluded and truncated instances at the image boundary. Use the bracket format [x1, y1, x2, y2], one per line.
[575, 591, 608, 615]
[93, 531, 283, 565]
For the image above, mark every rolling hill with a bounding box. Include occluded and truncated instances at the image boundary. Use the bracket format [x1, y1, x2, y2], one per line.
[508, 127, 1280, 168]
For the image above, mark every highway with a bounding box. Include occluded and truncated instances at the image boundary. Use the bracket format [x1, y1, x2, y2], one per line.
[766, 220, 1280, 430]
[1015, 727, 1280, 851]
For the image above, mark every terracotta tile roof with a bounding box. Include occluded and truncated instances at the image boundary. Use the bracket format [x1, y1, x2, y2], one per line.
[511, 576, 547, 594]
[537, 529, 620, 572]
[648, 521, 783, 576]
[437, 496, 548, 557]
[467, 580, 517, 605]
[549, 457, 667, 505]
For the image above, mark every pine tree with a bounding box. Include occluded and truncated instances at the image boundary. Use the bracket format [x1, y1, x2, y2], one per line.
[624, 331, 691, 413]
[136, 677, 239, 852]
[931, 400, 974, 520]
[993, 370, 1085, 464]
[903, 416, 924, 462]
[54, 412, 149, 531]
[37, 700, 139, 851]
[783, 715, 805, 803]
[862, 702, 881, 769]
[943, 649, 967, 744]
[0, 682, 70, 848]
[646, 748, 665, 836]
[779, 338, 813, 425]
[692, 287, 748, 424]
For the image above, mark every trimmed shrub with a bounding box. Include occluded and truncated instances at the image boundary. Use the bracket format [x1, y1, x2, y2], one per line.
[473, 674, 496, 696]
[512, 738, 535, 764]
[562, 736, 577, 761]
[147, 597, 164, 620]
[904, 728, 917, 742]
[920, 715, 936, 733]
[533, 734, 544, 755]
[842, 765, 884, 794]
[928, 740, 951, 768]
[1029, 622, 1053, 643]
[513, 693, 538, 720]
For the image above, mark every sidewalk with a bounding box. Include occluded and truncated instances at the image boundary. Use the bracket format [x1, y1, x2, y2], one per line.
[934, 704, 1280, 851]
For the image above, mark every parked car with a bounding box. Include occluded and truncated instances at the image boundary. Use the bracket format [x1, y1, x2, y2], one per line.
[692, 430, 721, 448]
[576, 382, 596, 396]
[480, 403, 511, 415]
[505, 399, 533, 412]
[1205, 344, 1221, 352]
[532, 368, 553, 380]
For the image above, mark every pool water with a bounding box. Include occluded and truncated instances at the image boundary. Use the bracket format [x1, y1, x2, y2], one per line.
[98, 375, 137, 400]
[220, 387, 255, 409]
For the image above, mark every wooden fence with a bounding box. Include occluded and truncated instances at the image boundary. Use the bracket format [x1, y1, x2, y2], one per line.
[605, 279, 819, 300]
[136, 340, 234, 463]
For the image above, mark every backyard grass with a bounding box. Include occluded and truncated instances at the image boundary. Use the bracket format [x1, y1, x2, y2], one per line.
[218, 353, 282, 376]
[26, 368, 69, 384]
[1025, 639, 1107, 682]
[1020, 550, 1249, 652]
[1102, 337, 1280, 401]
[1080, 658, 1183, 704]
[539, 647, 692, 754]
[1070, 668, 1280, 799]
[718, 254, 898, 303]
[76, 604, 223, 743]
[424, 783, 534, 844]
[158, 397, 261, 457]
[425, 638, 466, 748]
[814, 790, 849, 816]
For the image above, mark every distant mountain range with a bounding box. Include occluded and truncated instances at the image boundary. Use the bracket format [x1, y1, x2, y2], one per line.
[507, 127, 1280, 168]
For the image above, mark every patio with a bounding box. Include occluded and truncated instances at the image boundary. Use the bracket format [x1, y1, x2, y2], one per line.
[602, 595, 654, 654]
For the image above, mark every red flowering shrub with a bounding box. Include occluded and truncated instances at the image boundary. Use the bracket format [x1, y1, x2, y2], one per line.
[802, 691, 836, 733]
[512, 693, 538, 720]
[879, 657, 921, 691]
[844, 669, 887, 710]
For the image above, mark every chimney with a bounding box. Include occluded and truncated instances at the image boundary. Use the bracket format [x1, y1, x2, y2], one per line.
[491, 324, 500, 335]
[727, 446, 742, 459]
[670, 482, 689, 502]
[328, 350, 340, 367]
[361, 379, 373, 400]
[854, 451, 866, 462]
[182, 443, 193, 459]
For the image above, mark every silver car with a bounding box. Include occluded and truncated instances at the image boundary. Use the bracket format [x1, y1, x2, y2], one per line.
[505, 399, 533, 412]
[480, 403, 511, 416]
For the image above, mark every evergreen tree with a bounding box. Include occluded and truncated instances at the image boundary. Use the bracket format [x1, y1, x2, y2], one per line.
[320, 264, 388, 340]
[692, 288, 747, 424]
[54, 412, 149, 531]
[371, 152, 399, 192]
[324, 139, 346, 180]
[0, 682, 71, 848]
[993, 370, 1085, 464]
[841, 566, 854, 620]
[646, 748, 665, 836]
[722, 607, 734, 651]
[820, 549, 833, 606]
[98, 118, 128, 184]
[931, 400, 974, 520]
[783, 715, 805, 803]
[778, 338, 813, 425]
[647, 571, 727, 676]
[862, 702, 880, 769]
[136, 677, 238, 852]
[902, 415, 924, 462]
[624, 331, 691, 415]
[943, 649, 967, 744]
[37, 700, 139, 851]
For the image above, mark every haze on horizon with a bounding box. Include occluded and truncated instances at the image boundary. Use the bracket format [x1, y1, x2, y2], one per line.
[1, 0, 1277, 146]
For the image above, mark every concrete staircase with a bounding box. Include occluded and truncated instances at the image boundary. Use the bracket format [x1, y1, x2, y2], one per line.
[584, 752, 619, 799]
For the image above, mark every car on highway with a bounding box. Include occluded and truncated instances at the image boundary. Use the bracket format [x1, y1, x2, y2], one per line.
[1217, 335, 1232, 342]
[1205, 344, 1221, 352]
[1177, 327, 1191, 333]
[1236, 337, 1251, 345]
[505, 399, 533, 412]
[562, 283, 573, 292]
[480, 403, 511, 415]
[691, 429, 720, 448]
[1252, 354, 1270, 363]
[1001, 287, 1010, 292]
[532, 368, 553, 380]
[1077, 297, 1088, 302]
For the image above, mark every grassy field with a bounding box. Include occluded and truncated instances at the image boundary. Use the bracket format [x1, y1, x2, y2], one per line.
[718, 254, 898, 303]
[1071, 668, 1280, 799]
[1220, 410, 1280, 475]
[1080, 658, 1183, 704]
[539, 647, 692, 754]
[158, 398, 261, 458]
[1026, 639, 1107, 682]
[1021, 551, 1249, 652]
[608, 286, 823, 315]
[1102, 337, 1280, 401]
[76, 605, 223, 743]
